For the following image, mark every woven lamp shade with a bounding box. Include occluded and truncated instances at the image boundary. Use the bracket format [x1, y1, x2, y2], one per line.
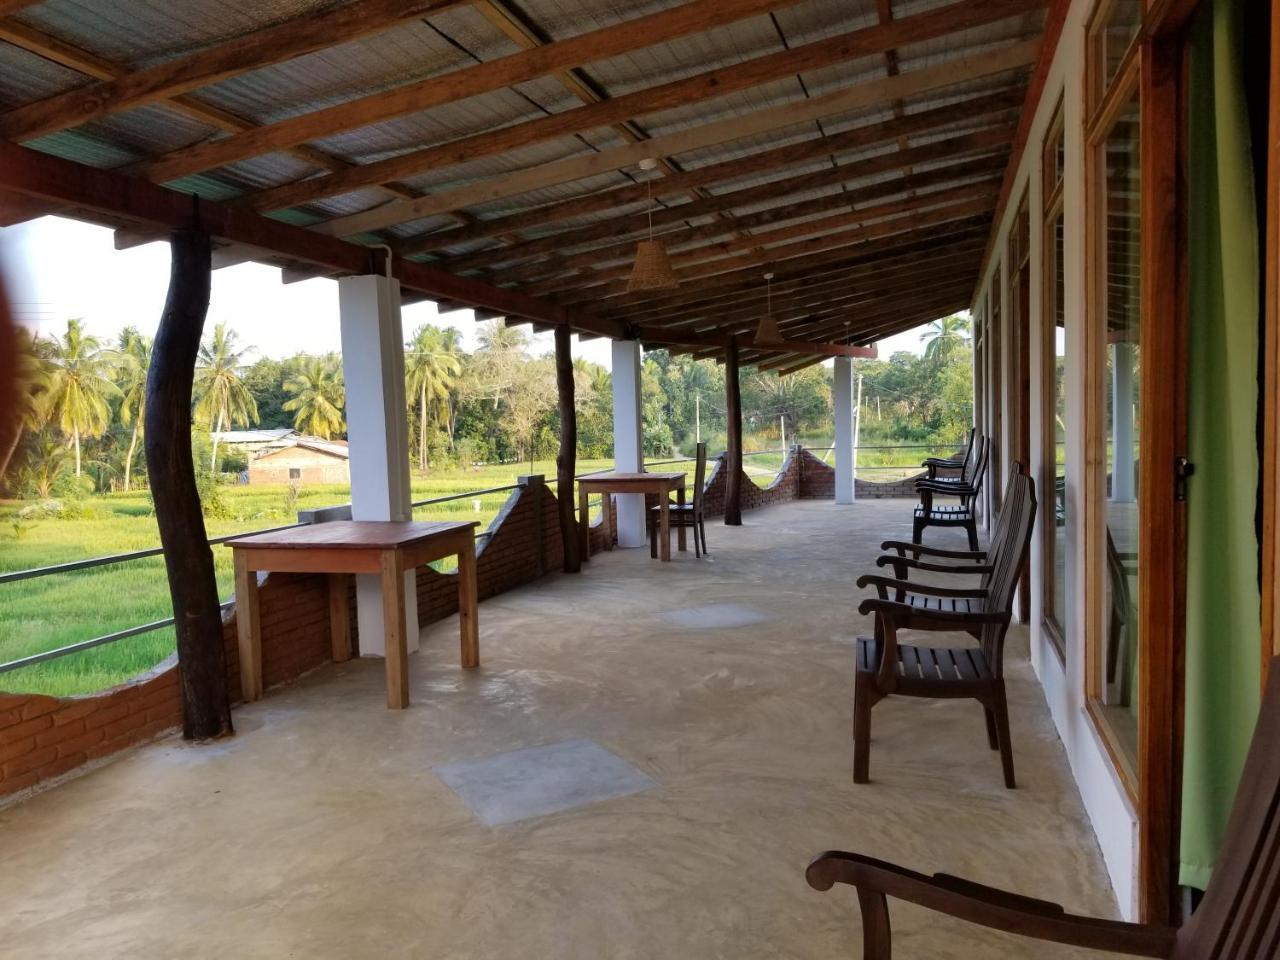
[754, 311, 784, 343]
[627, 239, 678, 292]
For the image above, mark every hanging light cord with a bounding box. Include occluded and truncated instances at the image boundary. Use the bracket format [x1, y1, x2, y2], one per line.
[646, 177, 655, 240]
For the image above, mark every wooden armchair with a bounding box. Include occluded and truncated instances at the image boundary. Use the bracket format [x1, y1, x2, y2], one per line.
[854, 464, 1034, 788]
[648, 442, 709, 558]
[912, 435, 990, 550]
[920, 428, 976, 480]
[809, 655, 1280, 959]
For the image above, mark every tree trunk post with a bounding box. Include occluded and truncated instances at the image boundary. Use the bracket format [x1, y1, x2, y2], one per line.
[555, 325, 581, 572]
[724, 335, 743, 526]
[146, 228, 233, 741]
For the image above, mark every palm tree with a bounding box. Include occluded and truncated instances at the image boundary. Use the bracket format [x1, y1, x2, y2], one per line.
[116, 327, 152, 491]
[404, 324, 461, 470]
[920, 315, 971, 362]
[283, 355, 346, 439]
[39, 318, 119, 477]
[0, 327, 50, 480]
[477, 320, 527, 354]
[194, 322, 258, 470]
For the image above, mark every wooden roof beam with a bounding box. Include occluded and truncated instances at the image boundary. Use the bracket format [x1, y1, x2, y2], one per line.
[138, 0, 810, 184]
[393, 86, 1024, 258]
[0, 138, 623, 339]
[244, 0, 1043, 215]
[318, 39, 1040, 238]
[544, 197, 997, 302]
[0, 0, 469, 142]
[448, 134, 1011, 277]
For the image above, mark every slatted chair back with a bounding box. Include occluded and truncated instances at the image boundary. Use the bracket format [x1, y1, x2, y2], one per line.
[692, 442, 708, 513]
[962, 434, 992, 492]
[1173, 657, 1280, 960]
[978, 463, 1035, 675]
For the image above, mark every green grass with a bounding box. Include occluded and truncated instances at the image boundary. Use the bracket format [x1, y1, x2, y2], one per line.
[0, 458, 614, 698]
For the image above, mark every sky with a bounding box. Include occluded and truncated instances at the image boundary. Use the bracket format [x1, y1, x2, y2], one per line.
[0, 216, 930, 365]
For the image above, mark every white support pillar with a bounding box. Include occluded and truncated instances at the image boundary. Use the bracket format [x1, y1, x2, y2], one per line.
[1111, 341, 1136, 502]
[611, 339, 647, 547]
[338, 274, 418, 656]
[833, 356, 855, 504]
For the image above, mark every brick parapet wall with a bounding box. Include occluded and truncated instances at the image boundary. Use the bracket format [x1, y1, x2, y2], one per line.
[1, 447, 923, 803]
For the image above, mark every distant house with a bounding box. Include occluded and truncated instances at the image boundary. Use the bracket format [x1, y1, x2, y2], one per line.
[246, 437, 350, 485]
[211, 428, 299, 458]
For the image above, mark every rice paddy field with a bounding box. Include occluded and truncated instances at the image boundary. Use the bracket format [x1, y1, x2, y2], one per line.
[0, 440, 940, 698]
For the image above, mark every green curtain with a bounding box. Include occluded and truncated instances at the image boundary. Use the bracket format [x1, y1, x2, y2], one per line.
[1179, 0, 1262, 891]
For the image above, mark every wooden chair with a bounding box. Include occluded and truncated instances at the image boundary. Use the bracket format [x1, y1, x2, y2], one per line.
[912, 435, 990, 550]
[809, 655, 1280, 959]
[920, 428, 976, 480]
[854, 463, 1035, 788]
[648, 442, 709, 558]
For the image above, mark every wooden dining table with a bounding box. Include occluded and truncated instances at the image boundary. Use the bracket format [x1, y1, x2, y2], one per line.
[577, 471, 687, 561]
[228, 519, 479, 710]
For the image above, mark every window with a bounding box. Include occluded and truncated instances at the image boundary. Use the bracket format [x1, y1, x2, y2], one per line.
[288, 468, 302, 480]
[1086, 0, 1143, 785]
[990, 264, 1004, 513]
[1041, 98, 1068, 659]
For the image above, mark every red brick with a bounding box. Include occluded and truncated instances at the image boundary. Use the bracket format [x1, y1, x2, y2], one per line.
[101, 711, 149, 741]
[0, 694, 28, 714]
[0, 709, 20, 729]
[20, 697, 60, 721]
[0, 736, 36, 765]
[0, 770, 41, 795]
[51, 700, 100, 725]
[36, 718, 85, 747]
[2, 745, 57, 778]
[88, 703, 129, 730]
[42, 753, 88, 780]
[55, 727, 104, 758]
[145, 702, 182, 725]
[5, 714, 53, 741]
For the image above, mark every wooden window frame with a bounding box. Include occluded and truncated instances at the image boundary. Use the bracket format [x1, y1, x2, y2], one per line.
[990, 263, 1005, 514]
[1083, 0, 1191, 926]
[1009, 190, 1034, 622]
[1041, 96, 1068, 662]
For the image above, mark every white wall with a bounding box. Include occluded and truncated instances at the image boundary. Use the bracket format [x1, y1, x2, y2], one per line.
[972, 0, 1139, 918]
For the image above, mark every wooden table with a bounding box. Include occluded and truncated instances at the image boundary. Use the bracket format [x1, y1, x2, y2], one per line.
[228, 520, 479, 710]
[577, 472, 687, 561]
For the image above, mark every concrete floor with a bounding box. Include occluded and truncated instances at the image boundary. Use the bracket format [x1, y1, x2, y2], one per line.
[0, 500, 1116, 959]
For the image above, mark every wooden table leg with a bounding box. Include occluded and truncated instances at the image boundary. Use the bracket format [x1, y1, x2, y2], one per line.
[602, 492, 613, 550]
[327, 573, 351, 662]
[457, 536, 480, 669]
[676, 481, 687, 553]
[659, 490, 671, 561]
[233, 550, 263, 702]
[380, 549, 409, 710]
[578, 482, 591, 561]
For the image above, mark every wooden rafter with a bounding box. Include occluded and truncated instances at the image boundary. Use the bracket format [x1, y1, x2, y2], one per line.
[137, 0, 809, 184]
[242, 0, 1042, 216]
[318, 39, 1039, 238]
[0, 0, 468, 141]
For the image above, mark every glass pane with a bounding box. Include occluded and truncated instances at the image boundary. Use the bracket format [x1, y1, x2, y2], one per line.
[1099, 94, 1141, 768]
[1049, 210, 1069, 638]
[1099, 0, 1142, 91]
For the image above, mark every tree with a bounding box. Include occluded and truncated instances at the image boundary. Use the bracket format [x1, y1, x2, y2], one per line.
[115, 327, 152, 491]
[0, 327, 50, 480]
[920, 314, 971, 362]
[282, 354, 346, 439]
[194, 322, 258, 469]
[19, 434, 71, 499]
[39, 318, 120, 477]
[404, 323, 461, 471]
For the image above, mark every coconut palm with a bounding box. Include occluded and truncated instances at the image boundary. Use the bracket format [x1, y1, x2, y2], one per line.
[920, 314, 971, 362]
[115, 327, 152, 491]
[0, 327, 51, 480]
[39, 318, 120, 477]
[283, 355, 346, 440]
[194, 322, 258, 470]
[405, 324, 461, 471]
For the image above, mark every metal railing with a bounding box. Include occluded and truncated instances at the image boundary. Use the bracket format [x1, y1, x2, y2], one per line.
[0, 443, 947, 676]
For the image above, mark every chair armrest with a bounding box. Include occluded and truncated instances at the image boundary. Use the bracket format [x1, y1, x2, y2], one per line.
[922, 456, 964, 469]
[916, 479, 978, 493]
[879, 540, 987, 561]
[806, 851, 1176, 958]
[875, 555, 993, 575]
[857, 597, 1007, 631]
[856, 574, 989, 600]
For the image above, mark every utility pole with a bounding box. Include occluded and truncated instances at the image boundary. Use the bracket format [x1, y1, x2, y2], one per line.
[853, 372, 864, 490]
[695, 393, 701, 444]
[876, 395, 881, 421]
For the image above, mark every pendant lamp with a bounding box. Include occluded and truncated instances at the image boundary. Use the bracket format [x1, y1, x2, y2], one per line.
[754, 272, 783, 343]
[627, 159, 678, 292]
